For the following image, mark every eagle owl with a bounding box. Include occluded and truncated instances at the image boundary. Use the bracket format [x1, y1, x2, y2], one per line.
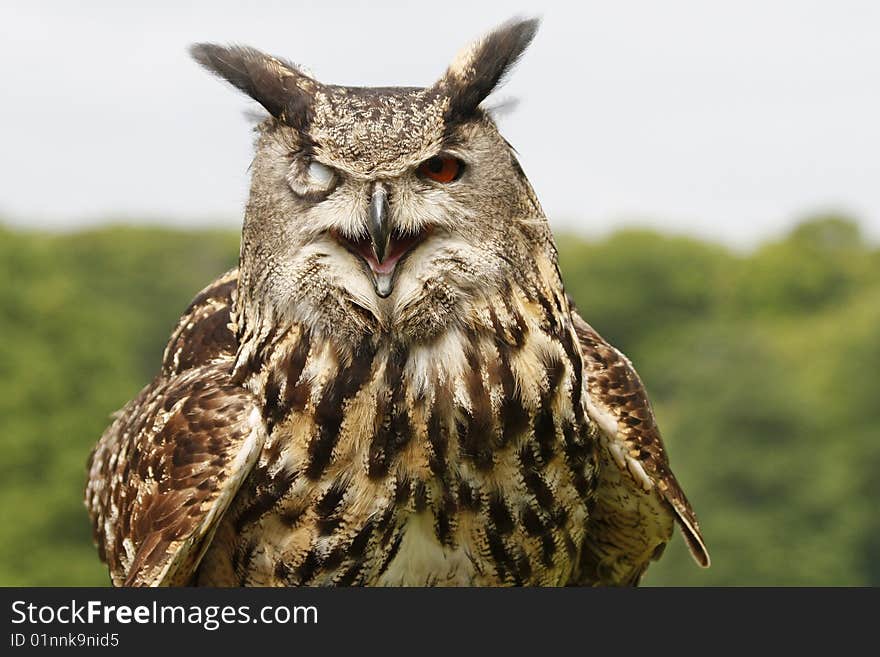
[85, 18, 709, 586]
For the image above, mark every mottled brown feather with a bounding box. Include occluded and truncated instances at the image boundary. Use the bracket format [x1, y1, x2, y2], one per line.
[570, 305, 710, 581]
[85, 272, 267, 586]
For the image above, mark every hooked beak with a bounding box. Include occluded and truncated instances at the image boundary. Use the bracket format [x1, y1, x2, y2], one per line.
[368, 183, 391, 266]
[332, 181, 429, 299]
[367, 182, 394, 297]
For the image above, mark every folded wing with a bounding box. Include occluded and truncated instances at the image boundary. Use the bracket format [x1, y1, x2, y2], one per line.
[84, 270, 266, 586]
[571, 308, 709, 585]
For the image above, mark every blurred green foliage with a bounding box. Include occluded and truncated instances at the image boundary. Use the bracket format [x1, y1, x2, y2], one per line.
[0, 216, 877, 586]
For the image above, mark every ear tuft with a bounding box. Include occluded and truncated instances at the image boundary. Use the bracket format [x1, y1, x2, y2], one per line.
[438, 17, 540, 123]
[189, 43, 315, 128]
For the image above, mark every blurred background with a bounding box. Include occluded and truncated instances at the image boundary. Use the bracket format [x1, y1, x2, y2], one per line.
[1, 1, 878, 586]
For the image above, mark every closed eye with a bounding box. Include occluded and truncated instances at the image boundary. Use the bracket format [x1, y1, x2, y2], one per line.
[307, 160, 335, 187]
[287, 156, 339, 197]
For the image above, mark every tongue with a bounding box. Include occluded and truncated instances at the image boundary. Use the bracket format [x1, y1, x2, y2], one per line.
[362, 247, 404, 298]
[355, 233, 422, 284]
[362, 247, 405, 275]
[357, 236, 418, 278]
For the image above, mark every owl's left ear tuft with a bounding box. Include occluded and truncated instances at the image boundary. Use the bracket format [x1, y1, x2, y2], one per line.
[437, 17, 540, 124]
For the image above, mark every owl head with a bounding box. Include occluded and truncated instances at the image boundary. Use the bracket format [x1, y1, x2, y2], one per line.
[192, 18, 552, 351]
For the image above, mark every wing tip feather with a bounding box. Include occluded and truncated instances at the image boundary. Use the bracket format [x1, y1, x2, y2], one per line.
[673, 508, 711, 568]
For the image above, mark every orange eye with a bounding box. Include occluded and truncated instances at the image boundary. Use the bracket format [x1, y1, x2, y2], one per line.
[417, 156, 463, 183]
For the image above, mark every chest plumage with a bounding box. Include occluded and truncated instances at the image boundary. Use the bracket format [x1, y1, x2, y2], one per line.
[198, 279, 597, 586]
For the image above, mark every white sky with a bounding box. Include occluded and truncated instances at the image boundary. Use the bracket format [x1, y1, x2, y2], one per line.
[1, 0, 878, 247]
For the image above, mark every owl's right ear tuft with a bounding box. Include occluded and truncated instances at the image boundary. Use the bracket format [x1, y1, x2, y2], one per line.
[189, 43, 315, 129]
[437, 17, 540, 124]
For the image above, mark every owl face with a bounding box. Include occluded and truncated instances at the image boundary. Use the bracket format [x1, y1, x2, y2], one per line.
[193, 18, 545, 344]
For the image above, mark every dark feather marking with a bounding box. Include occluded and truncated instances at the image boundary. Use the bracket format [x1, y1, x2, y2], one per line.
[458, 479, 482, 512]
[161, 387, 188, 414]
[499, 286, 528, 347]
[533, 396, 556, 466]
[315, 484, 346, 535]
[347, 521, 375, 559]
[254, 324, 279, 364]
[288, 379, 313, 414]
[487, 494, 515, 535]
[412, 480, 428, 512]
[274, 560, 291, 583]
[536, 293, 559, 332]
[377, 532, 405, 577]
[519, 446, 554, 512]
[532, 355, 566, 465]
[546, 357, 567, 391]
[322, 546, 345, 571]
[295, 550, 321, 584]
[368, 347, 406, 479]
[485, 529, 515, 584]
[521, 506, 547, 537]
[335, 560, 363, 587]
[434, 491, 457, 546]
[394, 475, 412, 506]
[389, 368, 413, 453]
[540, 533, 556, 568]
[459, 344, 494, 470]
[426, 400, 449, 479]
[562, 420, 595, 497]
[306, 340, 376, 480]
[375, 499, 398, 545]
[570, 463, 593, 498]
[553, 506, 569, 528]
[237, 537, 259, 583]
[498, 348, 530, 447]
[558, 327, 585, 423]
[263, 375, 283, 431]
[283, 333, 313, 411]
[263, 332, 311, 429]
[435, 506, 452, 546]
[488, 307, 509, 345]
[234, 465, 297, 533]
[513, 547, 533, 583]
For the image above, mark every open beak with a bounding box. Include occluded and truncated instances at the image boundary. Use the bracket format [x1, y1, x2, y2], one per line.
[333, 182, 428, 299]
